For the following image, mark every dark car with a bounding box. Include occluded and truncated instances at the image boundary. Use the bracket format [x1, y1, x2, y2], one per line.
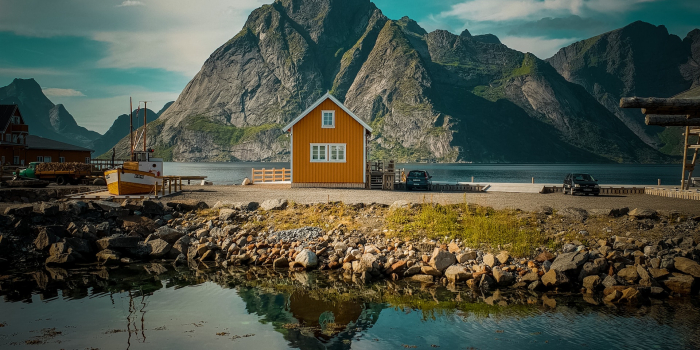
[406, 170, 432, 190]
[563, 173, 600, 196]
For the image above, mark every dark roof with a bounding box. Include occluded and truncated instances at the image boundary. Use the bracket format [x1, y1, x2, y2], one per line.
[26, 135, 93, 152]
[0, 105, 18, 132]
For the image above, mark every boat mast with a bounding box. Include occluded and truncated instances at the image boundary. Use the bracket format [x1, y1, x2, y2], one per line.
[130, 97, 134, 161]
[143, 101, 147, 152]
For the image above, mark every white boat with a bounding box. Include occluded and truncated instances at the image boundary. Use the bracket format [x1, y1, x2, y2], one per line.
[105, 99, 163, 195]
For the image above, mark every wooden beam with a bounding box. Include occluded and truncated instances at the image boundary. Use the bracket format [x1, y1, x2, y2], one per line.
[641, 108, 700, 116]
[620, 97, 700, 109]
[645, 115, 700, 126]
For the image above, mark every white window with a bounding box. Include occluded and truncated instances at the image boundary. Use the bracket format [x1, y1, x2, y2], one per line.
[85, 157, 91, 164]
[310, 143, 346, 162]
[311, 144, 326, 162]
[321, 110, 335, 128]
[37, 156, 44, 162]
[44, 156, 51, 163]
[13, 156, 19, 165]
[12, 135, 17, 143]
[59, 157, 65, 163]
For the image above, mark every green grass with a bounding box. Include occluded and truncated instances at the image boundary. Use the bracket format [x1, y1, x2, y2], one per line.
[387, 203, 547, 257]
[186, 115, 279, 148]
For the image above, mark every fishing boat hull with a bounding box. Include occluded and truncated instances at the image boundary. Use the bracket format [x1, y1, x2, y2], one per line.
[105, 169, 161, 195]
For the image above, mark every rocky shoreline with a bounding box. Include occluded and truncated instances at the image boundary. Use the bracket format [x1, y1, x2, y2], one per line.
[1, 198, 699, 305]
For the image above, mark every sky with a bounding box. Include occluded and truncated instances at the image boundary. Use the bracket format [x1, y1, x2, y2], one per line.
[0, 0, 698, 134]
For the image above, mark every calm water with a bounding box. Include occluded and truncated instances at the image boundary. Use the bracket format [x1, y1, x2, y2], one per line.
[1, 265, 699, 349]
[163, 162, 680, 186]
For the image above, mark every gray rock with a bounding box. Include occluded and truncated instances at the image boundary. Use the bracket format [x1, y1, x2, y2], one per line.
[583, 275, 600, 291]
[155, 226, 185, 244]
[558, 207, 588, 222]
[521, 271, 539, 283]
[96, 249, 121, 265]
[97, 235, 139, 250]
[34, 230, 58, 250]
[492, 267, 515, 286]
[403, 265, 421, 276]
[294, 249, 318, 269]
[578, 258, 608, 281]
[456, 251, 477, 263]
[147, 239, 172, 258]
[602, 275, 618, 288]
[408, 274, 434, 283]
[674, 257, 700, 278]
[4, 204, 33, 216]
[480, 274, 496, 291]
[444, 265, 470, 283]
[550, 251, 589, 272]
[663, 274, 695, 294]
[482, 253, 496, 267]
[430, 248, 456, 272]
[219, 209, 238, 221]
[173, 253, 187, 266]
[273, 257, 289, 268]
[45, 252, 78, 265]
[38, 202, 59, 216]
[628, 208, 657, 219]
[541, 269, 569, 287]
[389, 200, 409, 210]
[260, 199, 288, 211]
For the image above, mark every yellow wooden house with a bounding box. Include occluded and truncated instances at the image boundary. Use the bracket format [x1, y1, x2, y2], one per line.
[283, 93, 372, 188]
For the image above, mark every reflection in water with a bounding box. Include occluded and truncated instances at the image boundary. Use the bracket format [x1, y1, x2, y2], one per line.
[0, 264, 699, 349]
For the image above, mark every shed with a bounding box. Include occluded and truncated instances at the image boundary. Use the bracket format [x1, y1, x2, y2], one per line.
[283, 93, 372, 188]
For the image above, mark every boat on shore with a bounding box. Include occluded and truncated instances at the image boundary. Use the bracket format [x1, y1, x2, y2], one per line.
[105, 99, 163, 195]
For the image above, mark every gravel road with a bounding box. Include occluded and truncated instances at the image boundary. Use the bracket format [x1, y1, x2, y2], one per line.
[167, 185, 700, 216]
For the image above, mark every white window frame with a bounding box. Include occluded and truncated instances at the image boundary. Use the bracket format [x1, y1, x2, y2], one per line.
[37, 156, 44, 162]
[85, 157, 91, 164]
[44, 156, 51, 163]
[310, 143, 346, 163]
[59, 157, 65, 163]
[321, 110, 335, 128]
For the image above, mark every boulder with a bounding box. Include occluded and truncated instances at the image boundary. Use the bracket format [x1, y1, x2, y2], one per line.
[219, 209, 238, 222]
[420, 266, 442, 276]
[602, 275, 618, 288]
[492, 267, 514, 286]
[242, 177, 251, 185]
[429, 248, 456, 272]
[535, 251, 555, 262]
[541, 269, 569, 287]
[34, 230, 58, 250]
[480, 274, 496, 291]
[155, 226, 185, 244]
[4, 204, 33, 216]
[173, 253, 187, 266]
[444, 265, 470, 283]
[673, 257, 700, 278]
[550, 251, 589, 272]
[408, 274, 434, 283]
[482, 253, 496, 267]
[582, 275, 600, 291]
[620, 287, 641, 302]
[447, 242, 460, 254]
[96, 235, 141, 250]
[403, 265, 421, 276]
[260, 199, 288, 211]
[142, 200, 166, 215]
[146, 239, 172, 258]
[628, 208, 656, 219]
[496, 251, 510, 264]
[273, 257, 289, 268]
[166, 200, 208, 212]
[356, 253, 379, 273]
[663, 274, 695, 294]
[38, 202, 60, 216]
[96, 249, 121, 265]
[389, 200, 409, 210]
[649, 268, 670, 279]
[45, 253, 77, 265]
[457, 251, 477, 263]
[294, 249, 318, 269]
[558, 207, 588, 222]
[617, 266, 639, 283]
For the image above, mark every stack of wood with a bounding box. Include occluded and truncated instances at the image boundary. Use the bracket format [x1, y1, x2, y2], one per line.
[36, 162, 92, 172]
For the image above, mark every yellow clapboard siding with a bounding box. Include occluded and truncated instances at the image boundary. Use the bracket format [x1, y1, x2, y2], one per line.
[292, 99, 365, 183]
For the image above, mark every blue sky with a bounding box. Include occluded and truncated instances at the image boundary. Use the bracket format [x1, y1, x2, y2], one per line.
[1, 0, 698, 134]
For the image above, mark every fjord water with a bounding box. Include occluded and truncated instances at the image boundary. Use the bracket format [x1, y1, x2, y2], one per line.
[163, 162, 680, 186]
[1, 265, 699, 349]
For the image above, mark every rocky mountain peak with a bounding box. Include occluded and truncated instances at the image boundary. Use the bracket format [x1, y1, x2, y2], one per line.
[397, 16, 427, 36]
[459, 29, 472, 38]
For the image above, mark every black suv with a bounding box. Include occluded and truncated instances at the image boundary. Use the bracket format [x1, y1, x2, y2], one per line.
[406, 170, 432, 190]
[563, 173, 600, 196]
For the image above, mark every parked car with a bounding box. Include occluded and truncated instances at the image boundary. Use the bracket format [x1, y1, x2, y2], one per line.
[563, 173, 600, 196]
[406, 170, 432, 190]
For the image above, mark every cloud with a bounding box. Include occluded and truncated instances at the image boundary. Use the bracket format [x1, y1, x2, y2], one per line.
[0, 0, 266, 75]
[441, 0, 659, 22]
[505, 15, 608, 38]
[42, 88, 86, 97]
[117, 1, 145, 7]
[499, 36, 578, 59]
[0, 67, 69, 77]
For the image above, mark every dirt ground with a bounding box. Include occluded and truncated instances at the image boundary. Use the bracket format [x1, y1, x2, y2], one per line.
[166, 185, 700, 216]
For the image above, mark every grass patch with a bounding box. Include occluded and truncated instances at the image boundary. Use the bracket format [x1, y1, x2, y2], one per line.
[186, 115, 279, 148]
[387, 203, 546, 257]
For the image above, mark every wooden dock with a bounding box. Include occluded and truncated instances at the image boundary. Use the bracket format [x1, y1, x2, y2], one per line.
[645, 187, 700, 200]
[542, 186, 646, 195]
[66, 189, 178, 200]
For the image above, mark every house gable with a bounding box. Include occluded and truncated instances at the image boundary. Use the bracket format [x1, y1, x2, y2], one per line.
[283, 93, 372, 133]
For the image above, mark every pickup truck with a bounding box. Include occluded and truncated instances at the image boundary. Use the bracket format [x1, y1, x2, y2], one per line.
[16, 162, 91, 185]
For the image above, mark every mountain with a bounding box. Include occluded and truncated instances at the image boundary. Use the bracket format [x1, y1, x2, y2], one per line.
[547, 21, 700, 154]
[0, 78, 101, 148]
[91, 106, 166, 157]
[111, 0, 665, 163]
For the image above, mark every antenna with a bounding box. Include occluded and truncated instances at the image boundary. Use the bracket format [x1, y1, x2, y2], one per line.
[140, 101, 151, 153]
[129, 97, 134, 161]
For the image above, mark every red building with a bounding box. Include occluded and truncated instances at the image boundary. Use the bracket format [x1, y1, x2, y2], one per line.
[0, 105, 92, 166]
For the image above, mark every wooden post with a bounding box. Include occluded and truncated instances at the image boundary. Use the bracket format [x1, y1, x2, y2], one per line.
[471, 176, 474, 182]
[683, 125, 691, 189]
[532, 177, 534, 184]
[658, 179, 661, 186]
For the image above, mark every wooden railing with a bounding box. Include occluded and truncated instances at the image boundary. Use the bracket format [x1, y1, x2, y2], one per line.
[252, 168, 290, 183]
[91, 158, 128, 171]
